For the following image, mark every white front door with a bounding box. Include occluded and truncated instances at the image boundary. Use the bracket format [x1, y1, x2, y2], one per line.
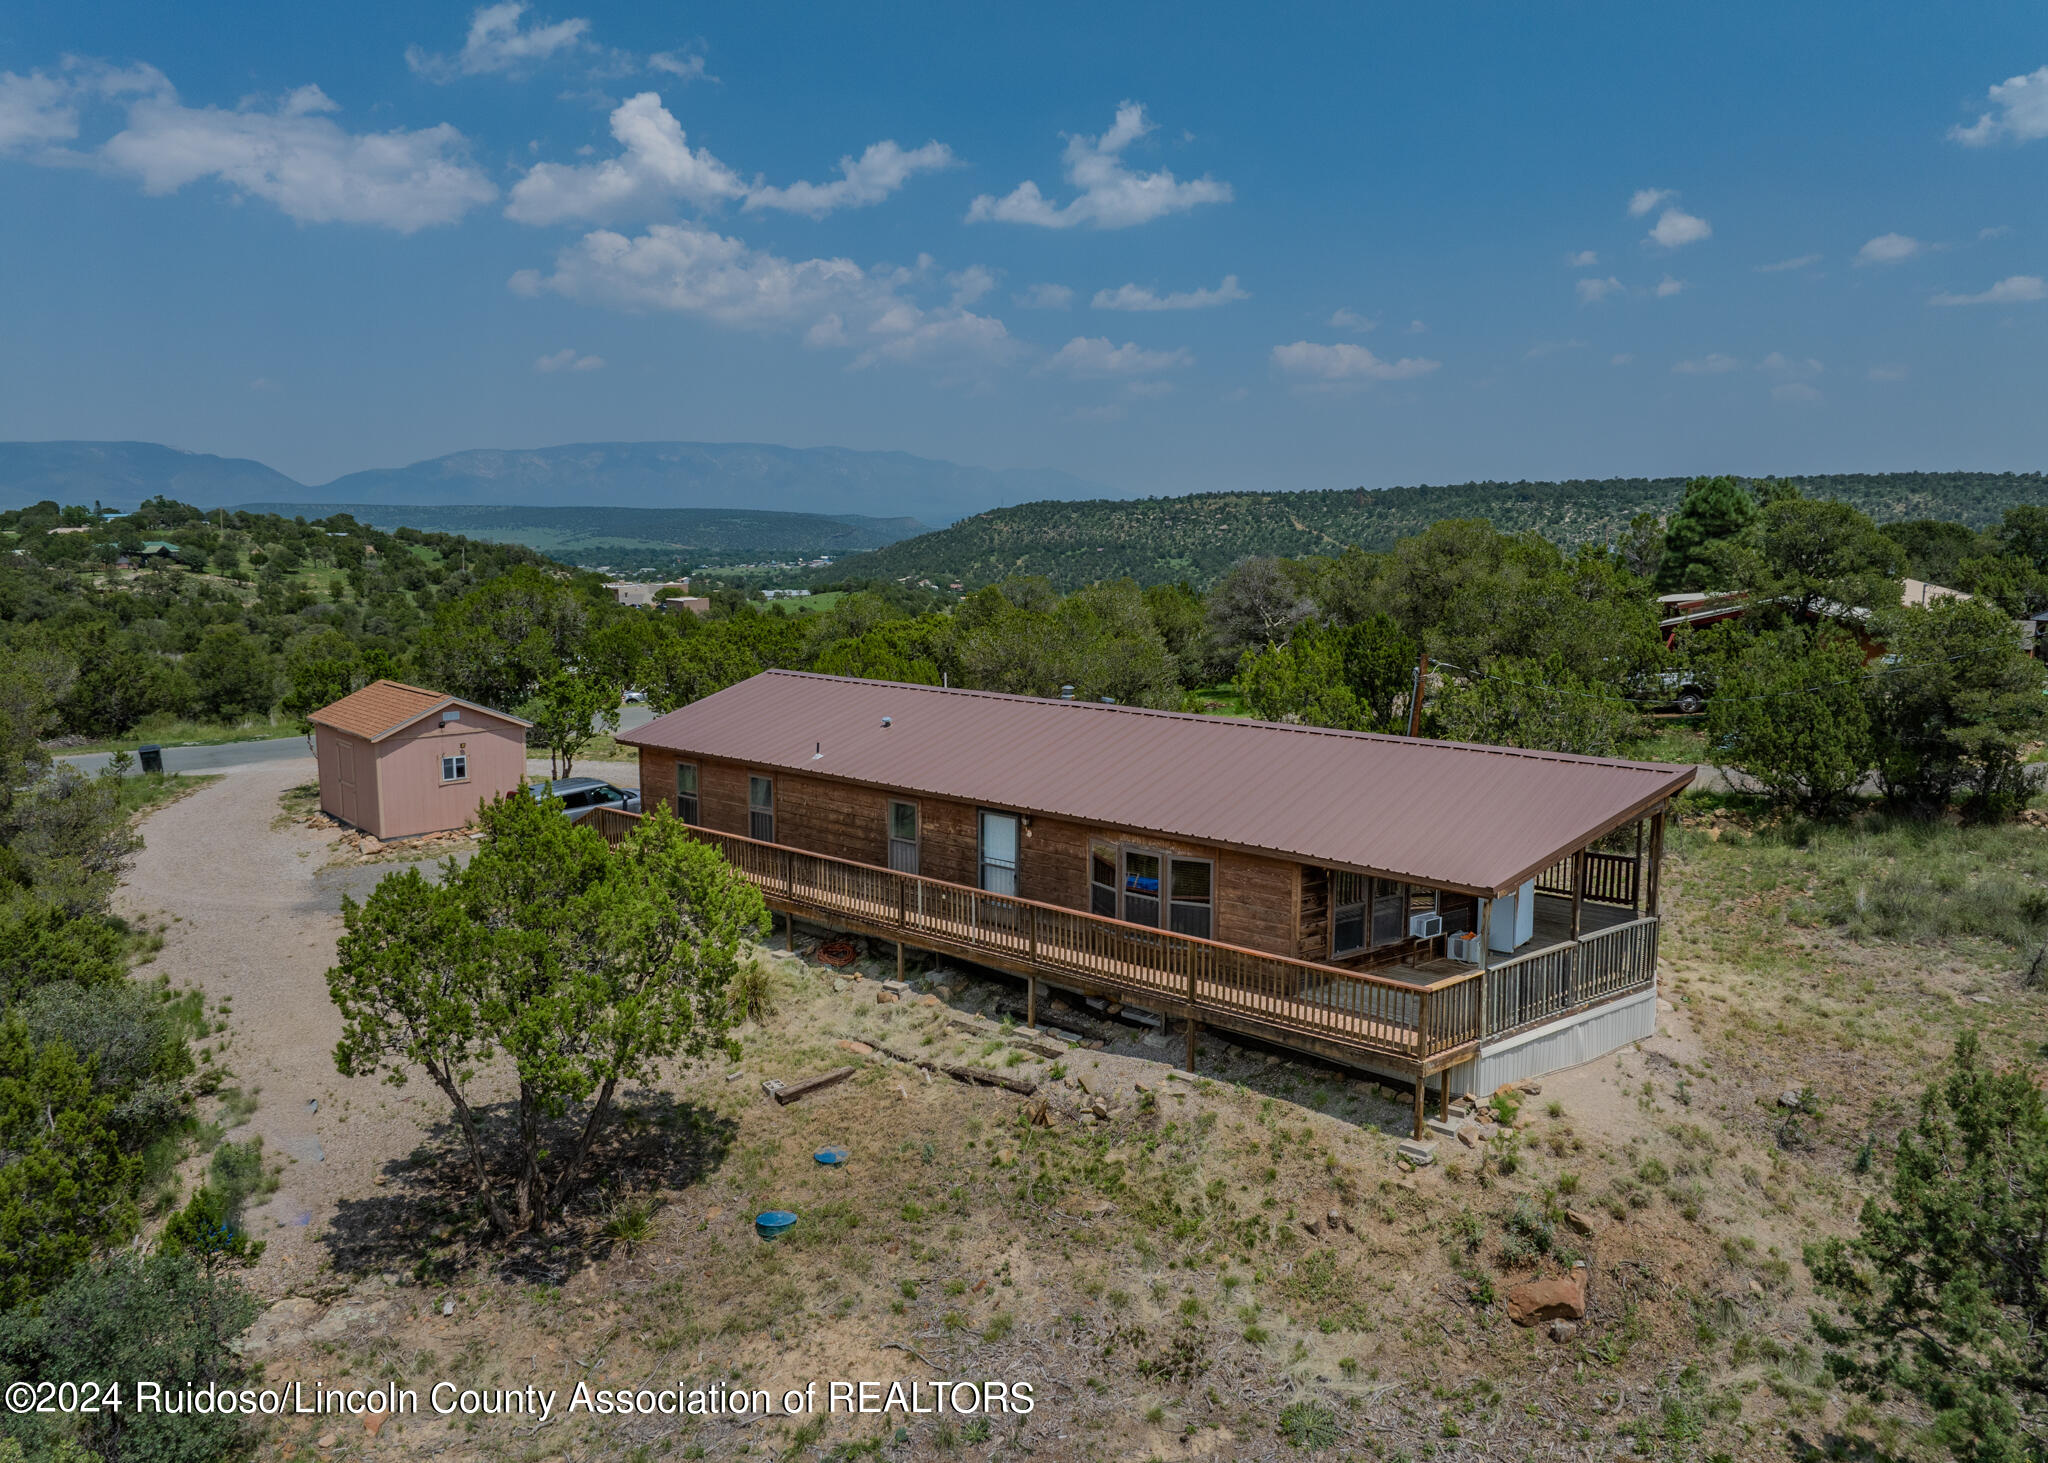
[979, 811, 1019, 895]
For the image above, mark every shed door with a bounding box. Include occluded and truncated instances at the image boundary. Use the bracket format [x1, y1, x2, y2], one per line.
[337, 738, 359, 826]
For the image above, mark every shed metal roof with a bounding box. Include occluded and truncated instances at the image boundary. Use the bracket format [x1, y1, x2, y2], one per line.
[619, 671, 1693, 895]
[309, 679, 531, 743]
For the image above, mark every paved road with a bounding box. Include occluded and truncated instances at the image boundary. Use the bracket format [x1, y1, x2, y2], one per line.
[58, 701, 659, 777]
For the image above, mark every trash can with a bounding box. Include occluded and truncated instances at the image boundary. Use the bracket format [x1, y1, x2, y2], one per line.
[137, 745, 163, 775]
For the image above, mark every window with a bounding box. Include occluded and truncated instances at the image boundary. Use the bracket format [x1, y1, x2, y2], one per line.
[1332, 871, 1367, 956]
[979, 810, 1019, 895]
[1089, 845, 1118, 919]
[1168, 858, 1213, 940]
[1371, 877, 1408, 947]
[675, 763, 699, 824]
[748, 776, 774, 842]
[1121, 850, 1162, 927]
[888, 800, 919, 874]
[440, 753, 467, 783]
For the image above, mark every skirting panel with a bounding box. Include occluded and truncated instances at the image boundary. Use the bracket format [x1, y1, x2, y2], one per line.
[1442, 982, 1658, 1094]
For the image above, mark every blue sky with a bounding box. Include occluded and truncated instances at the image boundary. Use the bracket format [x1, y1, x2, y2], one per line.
[0, 2, 2044, 497]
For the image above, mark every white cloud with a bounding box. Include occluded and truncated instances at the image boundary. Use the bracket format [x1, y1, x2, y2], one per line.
[1855, 232, 1921, 266]
[510, 221, 1017, 374]
[966, 101, 1230, 230]
[97, 77, 496, 231]
[1014, 283, 1073, 309]
[745, 139, 956, 217]
[946, 265, 995, 306]
[1576, 276, 1624, 305]
[1979, 224, 2012, 240]
[0, 70, 78, 153]
[648, 52, 709, 83]
[1405, 320, 1427, 334]
[1868, 363, 1909, 382]
[1758, 352, 1823, 378]
[1564, 249, 1599, 268]
[1270, 340, 1439, 382]
[1672, 353, 1740, 374]
[1647, 207, 1710, 248]
[1327, 307, 1376, 331]
[1772, 381, 1821, 404]
[505, 91, 744, 223]
[1627, 187, 1674, 218]
[1044, 336, 1193, 377]
[1757, 253, 1822, 273]
[535, 348, 604, 371]
[1610, 353, 1635, 366]
[1950, 64, 2048, 145]
[1928, 274, 2045, 306]
[407, 3, 591, 81]
[1091, 274, 1248, 311]
[1654, 275, 1686, 297]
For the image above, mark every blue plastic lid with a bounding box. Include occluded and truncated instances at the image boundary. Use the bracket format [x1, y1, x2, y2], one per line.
[756, 1209, 798, 1228]
[815, 1147, 849, 1165]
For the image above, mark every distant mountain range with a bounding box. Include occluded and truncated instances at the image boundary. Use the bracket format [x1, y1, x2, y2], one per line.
[0, 440, 1116, 528]
[233, 502, 927, 574]
[823, 471, 2048, 592]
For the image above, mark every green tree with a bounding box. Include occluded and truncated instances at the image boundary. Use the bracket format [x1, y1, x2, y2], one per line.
[1704, 625, 1872, 813]
[328, 795, 768, 1237]
[0, 1018, 139, 1309]
[1808, 1034, 2047, 1463]
[522, 668, 621, 779]
[417, 567, 592, 711]
[1869, 597, 2047, 819]
[1207, 557, 1313, 657]
[1750, 496, 1901, 620]
[279, 628, 368, 738]
[1655, 475, 1756, 592]
[185, 625, 274, 721]
[0, 1249, 258, 1463]
[1433, 654, 1638, 756]
[1238, 623, 1374, 731]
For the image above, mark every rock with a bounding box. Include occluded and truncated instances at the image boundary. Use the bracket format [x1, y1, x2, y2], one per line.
[915, 994, 943, 1006]
[1748, 1279, 1764, 1297]
[1564, 1208, 1597, 1237]
[1655, 998, 1675, 1014]
[372, 1175, 387, 1186]
[317, 1433, 337, 1449]
[876, 991, 898, 1005]
[881, 980, 910, 992]
[1777, 1089, 1803, 1110]
[833, 979, 849, 993]
[1506, 1265, 1588, 1327]
[1548, 1319, 1579, 1343]
[441, 1298, 456, 1316]
[358, 837, 384, 854]
[1425, 1116, 1469, 1141]
[1395, 1138, 1437, 1167]
[1302, 1218, 1323, 1236]
[1076, 1074, 1097, 1095]
[1089, 1098, 1109, 1119]
[836, 1040, 875, 1055]
[1457, 1127, 1477, 1149]
[1325, 1209, 1343, 1232]
[365, 1410, 389, 1436]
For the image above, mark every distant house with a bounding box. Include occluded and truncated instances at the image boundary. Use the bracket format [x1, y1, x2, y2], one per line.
[612, 671, 1694, 1130]
[603, 581, 663, 608]
[137, 541, 182, 562]
[308, 680, 530, 840]
[661, 596, 712, 616]
[1660, 579, 1975, 658]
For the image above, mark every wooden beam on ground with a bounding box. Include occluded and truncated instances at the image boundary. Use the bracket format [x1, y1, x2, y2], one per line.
[765, 1067, 855, 1105]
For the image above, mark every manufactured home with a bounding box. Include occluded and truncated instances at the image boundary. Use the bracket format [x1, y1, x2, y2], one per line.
[612, 670, 1694, 1133]
[308, 679, 530, 841]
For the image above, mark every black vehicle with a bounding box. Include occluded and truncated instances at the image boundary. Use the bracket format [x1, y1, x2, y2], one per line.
[530, 777, 642, 821]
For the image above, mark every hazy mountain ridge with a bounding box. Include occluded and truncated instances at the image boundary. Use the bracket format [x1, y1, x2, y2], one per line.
[822, 471, 2048, 592]
[0, 439, 1117, 527]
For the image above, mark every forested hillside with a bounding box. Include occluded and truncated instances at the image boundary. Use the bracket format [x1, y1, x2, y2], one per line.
[825, 471, 2048, 591]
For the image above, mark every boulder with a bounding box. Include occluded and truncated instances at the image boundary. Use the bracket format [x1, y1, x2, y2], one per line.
[1506, 1265, 1588, 1327]
[1564, 1208, 1597, 1237]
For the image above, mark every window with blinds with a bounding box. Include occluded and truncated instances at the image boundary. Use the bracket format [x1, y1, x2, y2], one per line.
[675, 763, 699, 824]
[888, 800, 919, 874]
[748, 775, 774, 842]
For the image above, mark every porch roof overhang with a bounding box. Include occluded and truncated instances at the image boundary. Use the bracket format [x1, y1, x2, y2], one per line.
[622, 671, 1695, 897]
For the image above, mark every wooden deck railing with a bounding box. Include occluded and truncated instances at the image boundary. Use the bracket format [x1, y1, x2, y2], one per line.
[587, 808, 1483, 1071]
[1534, 849, 1640, 907]
[588, 807, 1659, 1067]
[1481, 915, 1660, 1039]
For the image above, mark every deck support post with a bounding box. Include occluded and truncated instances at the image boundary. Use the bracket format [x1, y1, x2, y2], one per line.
[1027, 976, 1038, 1030]
[1413, 1074, 1427, 1140]
[896, 939, 905, 981]
[1440, 1074, 1450, 1122]
[1646, 807, 1667, 916]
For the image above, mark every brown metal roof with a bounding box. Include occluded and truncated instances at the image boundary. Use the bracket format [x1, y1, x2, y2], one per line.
[308, 679, 530, 743]
[619, 671, 1694, 895]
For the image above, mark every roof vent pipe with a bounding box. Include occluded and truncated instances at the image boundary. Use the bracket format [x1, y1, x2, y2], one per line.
[1060, 685, 1075, 700]
[1100, 696, 1116, 704]
[881, 717, 892, 728]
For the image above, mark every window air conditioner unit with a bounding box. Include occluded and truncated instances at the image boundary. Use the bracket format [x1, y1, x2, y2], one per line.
[1445, 931, 1482, 963]
[1408, 912, 1445, 940]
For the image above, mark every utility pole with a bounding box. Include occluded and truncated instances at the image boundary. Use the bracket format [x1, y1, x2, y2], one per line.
[1406, 649, 1431, 737]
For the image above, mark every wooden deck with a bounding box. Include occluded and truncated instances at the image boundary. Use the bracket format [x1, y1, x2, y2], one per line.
[589, 809, 1663, 1101]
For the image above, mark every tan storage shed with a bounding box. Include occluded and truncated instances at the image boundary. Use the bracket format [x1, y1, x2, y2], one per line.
[308, 680, 531, 841]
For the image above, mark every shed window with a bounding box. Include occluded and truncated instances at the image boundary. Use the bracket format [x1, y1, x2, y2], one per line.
[748, 776, 774, 842]
[675, 763, 699, 824]
[440, 753, 467, 783]
[1168, 858, 1213, 940]
[888, 801, 919, 874]
[1331, 871, 1367, 956]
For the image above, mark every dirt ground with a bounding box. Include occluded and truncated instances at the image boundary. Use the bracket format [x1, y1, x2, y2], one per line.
[113, 766, 2006, 1463]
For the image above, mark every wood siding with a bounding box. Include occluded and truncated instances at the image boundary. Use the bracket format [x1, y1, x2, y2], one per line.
[637, 750, 1307, 960]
